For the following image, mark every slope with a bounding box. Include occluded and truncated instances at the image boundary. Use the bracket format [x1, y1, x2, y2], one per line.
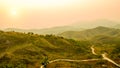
[59, 26, 120, 40]
[0, 30, 90, 68]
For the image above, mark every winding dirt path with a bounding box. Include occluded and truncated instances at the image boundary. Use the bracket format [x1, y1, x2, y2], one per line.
[102, 53, 120, 67]
[49, 59, 100, 63]
[90, 45, 97, 55]
[91, 46, 120, 67]
[40, 45, 120, 68]
[40, 59, 101, 68]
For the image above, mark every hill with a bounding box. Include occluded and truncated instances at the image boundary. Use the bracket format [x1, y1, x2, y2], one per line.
[71, 19, 119, 28]
[4, 26, 84, 35]
[0, 30, 120, 68]
[59, 26, 120, 40]
[4, 19, 119, 35]
[113, 24, 120, 29]
[0, 30, 92, 68]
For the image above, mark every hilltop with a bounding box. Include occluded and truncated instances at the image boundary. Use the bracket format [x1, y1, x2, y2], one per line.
[59, 26, 120, 40]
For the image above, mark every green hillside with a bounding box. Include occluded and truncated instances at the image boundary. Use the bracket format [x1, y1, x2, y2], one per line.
[0, 30, 92, 68]
[59, 26, 120, 40]
[0, 30, 120, 68]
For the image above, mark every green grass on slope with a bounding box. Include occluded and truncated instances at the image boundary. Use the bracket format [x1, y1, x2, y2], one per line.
[0, 30, 120, 68]
[0, 31, 92, 68]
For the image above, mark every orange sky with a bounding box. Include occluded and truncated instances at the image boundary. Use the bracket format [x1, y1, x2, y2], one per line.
[0, 0, 120, 29]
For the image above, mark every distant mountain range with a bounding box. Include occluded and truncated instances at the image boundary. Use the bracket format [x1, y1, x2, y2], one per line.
[113, 24, 120, 29]
[71, 19, 119, 28]
[59, 26, 120, 40]
[3, 19, 120, 34]
[4, 26, 84, 35]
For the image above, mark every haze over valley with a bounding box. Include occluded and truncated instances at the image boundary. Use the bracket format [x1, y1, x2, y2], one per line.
[0, 0, 120, 68]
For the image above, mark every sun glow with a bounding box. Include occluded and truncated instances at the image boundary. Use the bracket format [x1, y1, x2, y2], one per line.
[9, 8, 20, 19]
[10, 8, 17, 16]
[11, 10, 16, 15]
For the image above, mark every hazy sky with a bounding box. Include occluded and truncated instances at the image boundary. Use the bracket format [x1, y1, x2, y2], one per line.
[0, 0, 120, 29]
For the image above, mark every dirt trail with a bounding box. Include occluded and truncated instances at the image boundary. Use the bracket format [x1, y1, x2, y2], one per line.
[102, 53, 120, 67]
[49, 59, 100, 63]
[40, 45, 120, 68]
[40, 59, 101, 68]
[91, 46, 120, 67]
[90, 45, 97, 55]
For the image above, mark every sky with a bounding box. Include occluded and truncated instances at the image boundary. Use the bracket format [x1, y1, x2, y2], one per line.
[0, 0, 120, 29]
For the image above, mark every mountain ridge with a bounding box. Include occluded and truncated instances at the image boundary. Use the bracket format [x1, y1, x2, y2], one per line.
[59, 26, 120, 40]
[3, 19, 119, 35]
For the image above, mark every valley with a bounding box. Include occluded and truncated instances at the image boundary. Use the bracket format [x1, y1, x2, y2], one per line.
[0, 26, 120, 68]
[1, 0, 120, 68]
